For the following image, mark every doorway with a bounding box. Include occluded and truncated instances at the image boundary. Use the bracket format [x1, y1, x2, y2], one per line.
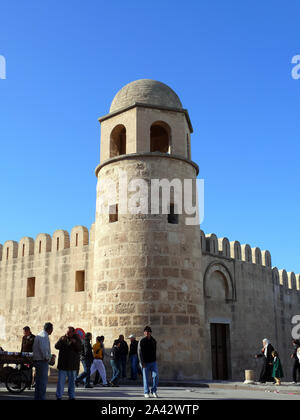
[210, 323, 231, 380]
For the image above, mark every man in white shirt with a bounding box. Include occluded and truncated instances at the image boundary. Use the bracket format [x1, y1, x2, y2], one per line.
[32, 322, 53, 400]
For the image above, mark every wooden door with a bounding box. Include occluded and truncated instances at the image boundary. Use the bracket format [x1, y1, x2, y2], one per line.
[210, 323, 229, 380]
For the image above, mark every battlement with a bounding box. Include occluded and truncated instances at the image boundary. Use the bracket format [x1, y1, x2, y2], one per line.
[0, 224, 95, 263]
[200, 229, 300, 291]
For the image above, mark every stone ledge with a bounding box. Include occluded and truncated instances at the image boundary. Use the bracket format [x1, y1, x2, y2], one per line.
[95, 152, 199, 177]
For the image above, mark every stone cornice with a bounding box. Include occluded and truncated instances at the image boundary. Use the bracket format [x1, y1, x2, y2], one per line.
[95, 152, 199, 177]
[98, 102, 193, 133]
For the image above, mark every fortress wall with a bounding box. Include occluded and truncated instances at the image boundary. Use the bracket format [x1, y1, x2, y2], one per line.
[201, 229, 300, 381]
[0, 225, 94, 354]
[1, 219, 299, 381]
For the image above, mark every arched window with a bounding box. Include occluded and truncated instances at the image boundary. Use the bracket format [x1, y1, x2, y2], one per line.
[110, 125, 126, 158]
[150, 121, 170, 153]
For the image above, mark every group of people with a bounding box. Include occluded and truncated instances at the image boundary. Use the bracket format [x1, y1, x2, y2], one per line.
[74, 332, 140, 389]
[255, 338, 300, 385]
[14, 323, 159, 400]
[3, 328, 300, 398]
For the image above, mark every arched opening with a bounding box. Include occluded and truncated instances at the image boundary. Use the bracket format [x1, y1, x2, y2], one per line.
[204, 262, 235, 302]
[110, 125, 126, 157]
[150, 121, 170, 153]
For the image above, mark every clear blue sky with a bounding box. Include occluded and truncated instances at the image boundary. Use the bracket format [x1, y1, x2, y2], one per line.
[0, 0, 299, 273]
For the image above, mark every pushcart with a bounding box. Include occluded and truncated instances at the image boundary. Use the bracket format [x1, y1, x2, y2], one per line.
[0, 351, 33, 394]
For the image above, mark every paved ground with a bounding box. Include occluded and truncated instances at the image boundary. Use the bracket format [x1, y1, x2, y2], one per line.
[0, 382, 300, 400]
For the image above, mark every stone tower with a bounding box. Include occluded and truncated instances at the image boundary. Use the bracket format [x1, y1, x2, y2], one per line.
[92, 79, 205, 379]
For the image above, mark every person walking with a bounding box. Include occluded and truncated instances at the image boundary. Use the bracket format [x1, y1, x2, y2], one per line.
[128, 334, 139, 380]
[91, 336, 108, 387]
[32, 322, 53, 400]
[55, 326, 82, 400]
[75, 332, 94, 388]
[291, 339, 300, 384]
[109, 339, 121, 387]
[118, 334, 129, 379]
[272, 350, 284, 386]
[138, 326, 159, 398]
[255, 338, 274, 383]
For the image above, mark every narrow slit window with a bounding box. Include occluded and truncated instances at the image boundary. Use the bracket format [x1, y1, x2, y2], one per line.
[187, 134, 191, 159]
[27, 277, 35, 297]
[6, 248, 9, 260]
[109, 204, 118, 223]
[22, 244, 25, 257]
[168, 203, 179, 224]
[56, 237, 59, 251]
[39, 241, 42, 254]
[75, 271, 85, 292]
[76, 233, 79, 247]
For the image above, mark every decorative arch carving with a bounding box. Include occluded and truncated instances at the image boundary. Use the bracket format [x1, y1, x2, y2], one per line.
[204, 262, 235, 302]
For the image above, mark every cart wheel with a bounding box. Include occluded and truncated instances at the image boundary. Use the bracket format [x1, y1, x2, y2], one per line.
[6, 371, 28, 394]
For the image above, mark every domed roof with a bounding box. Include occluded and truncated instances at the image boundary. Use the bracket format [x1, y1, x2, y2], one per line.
[110, 79, 183, 113]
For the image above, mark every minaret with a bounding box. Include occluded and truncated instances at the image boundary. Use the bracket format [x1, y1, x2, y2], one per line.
[93, 79, 205, 379]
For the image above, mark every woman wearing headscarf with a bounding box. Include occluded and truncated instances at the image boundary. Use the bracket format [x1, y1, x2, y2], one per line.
[255, 338, 274, 383]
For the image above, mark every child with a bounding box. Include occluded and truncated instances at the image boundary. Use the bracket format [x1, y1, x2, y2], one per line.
[272, 350, 284, 385]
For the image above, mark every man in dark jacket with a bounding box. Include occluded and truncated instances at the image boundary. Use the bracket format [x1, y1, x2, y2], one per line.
[119, 334, 129, 379]
[138, 326, 159, 398]
[128, 334, 139, 380]
[21, 326, 35, 388]
[55, 326, 82, 400]
[21, 326, 35, 352]
[75, 332, 93, 389]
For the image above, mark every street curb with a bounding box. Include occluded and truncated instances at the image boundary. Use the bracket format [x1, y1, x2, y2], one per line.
[206, 382, 300, 395]
[47, 376, 300, 394]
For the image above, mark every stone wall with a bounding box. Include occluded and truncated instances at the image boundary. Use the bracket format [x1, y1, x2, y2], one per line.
[200, 229, 300, 381]
[1, 221, 299, 381]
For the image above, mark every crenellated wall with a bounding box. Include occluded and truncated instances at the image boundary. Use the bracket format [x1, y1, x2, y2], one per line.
[199, 228, 300, 380]
[1, 223, 299, 381]
[0, 225, 95, 356]
[200, 229, 300, 290]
